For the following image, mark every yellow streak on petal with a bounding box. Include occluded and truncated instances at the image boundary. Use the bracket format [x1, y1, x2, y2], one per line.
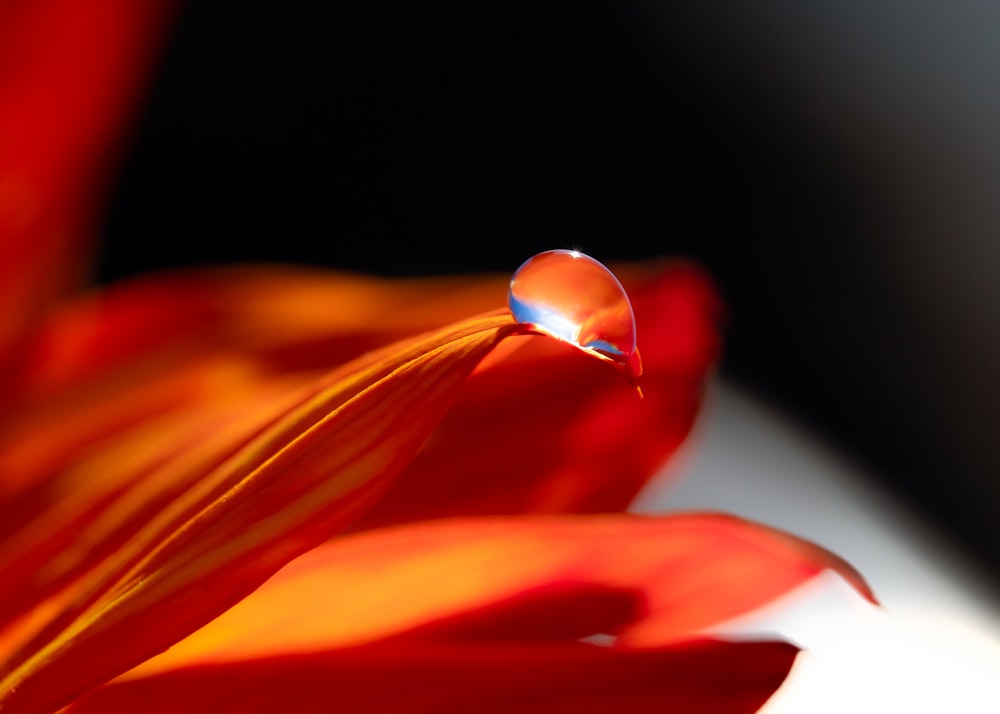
[0, 312, 515, 714]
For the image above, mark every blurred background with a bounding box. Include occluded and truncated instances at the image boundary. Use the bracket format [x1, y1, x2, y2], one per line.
[96, 2, 999, 590]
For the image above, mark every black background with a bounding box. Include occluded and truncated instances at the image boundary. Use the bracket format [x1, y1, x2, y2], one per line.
[98, 2, 1000, 588]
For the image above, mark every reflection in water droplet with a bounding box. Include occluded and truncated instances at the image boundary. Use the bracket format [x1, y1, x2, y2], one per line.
[508, 249, 642, 378]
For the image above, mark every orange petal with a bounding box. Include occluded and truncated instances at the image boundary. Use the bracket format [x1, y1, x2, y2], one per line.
[7, 259, 711, 409]
[0, 265, 512, 630]
[0, 259, 717, 709]
[67, 639, 798, 714]
[355, 260, 723, 527]
[0, 0, 178, 390]
[0, 367, 311, 635]
[0, 265, 512, 507]
[7, 264, 509, 408]
[124, 512, 873, 676]
[0, 260, 714, 574]
[0, 313, 515, 714]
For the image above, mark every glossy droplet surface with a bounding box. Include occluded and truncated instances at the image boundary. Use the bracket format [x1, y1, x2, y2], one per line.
[508, 249, 642, 377]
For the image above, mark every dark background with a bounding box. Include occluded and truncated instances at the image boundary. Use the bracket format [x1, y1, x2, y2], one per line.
[97, 2, 1000, 587]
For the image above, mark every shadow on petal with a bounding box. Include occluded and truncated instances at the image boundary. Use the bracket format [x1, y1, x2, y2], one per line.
[67, 639, 799, 714]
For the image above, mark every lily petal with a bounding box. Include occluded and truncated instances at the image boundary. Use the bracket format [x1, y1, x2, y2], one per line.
[0, 314, 515, 714]
[123, 512, 873, 676]
[67, 639, 798, 714]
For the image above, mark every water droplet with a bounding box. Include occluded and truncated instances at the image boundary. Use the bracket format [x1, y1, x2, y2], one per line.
[508, 249, 642, 378]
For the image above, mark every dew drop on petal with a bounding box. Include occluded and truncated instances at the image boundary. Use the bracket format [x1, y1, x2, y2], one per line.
[507, 249, 643, 378]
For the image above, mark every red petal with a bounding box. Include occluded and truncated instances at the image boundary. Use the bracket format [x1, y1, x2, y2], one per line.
[0, 261, 720, 710]
[0, 261, 716, 625]
[67, 639, 798, 714]
[0, 0, 177, 389]
[0, 266, 510, 633]
[68, 512, 839, 712]
[355, 261, 723, 528]
[0, 266, 511, 511]
[0, 314, 515, 714]
[123, 513, 872, 677]
[7, 264, 509, 408]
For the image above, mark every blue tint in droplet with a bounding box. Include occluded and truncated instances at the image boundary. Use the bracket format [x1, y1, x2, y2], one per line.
[507, 250, 642, 377]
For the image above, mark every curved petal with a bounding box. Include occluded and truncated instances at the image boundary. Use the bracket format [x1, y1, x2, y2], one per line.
[0, 266, 512, 513]
[0, 260, 717, 621]
[6, 264, 507, 410]
[67, 639, 798, 714]
[0, 260, 720, 711]
[0, 266, 513, 634]
[0, 314, 515, 714]
[356, 260, 723, 527]
[124, 512, 873, 677]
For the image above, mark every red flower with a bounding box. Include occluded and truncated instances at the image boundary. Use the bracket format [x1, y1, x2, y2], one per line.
[0, 3, 875, 713]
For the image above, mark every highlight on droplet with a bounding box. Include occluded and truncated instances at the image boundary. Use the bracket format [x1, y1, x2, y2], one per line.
[507, 249, 642, 379]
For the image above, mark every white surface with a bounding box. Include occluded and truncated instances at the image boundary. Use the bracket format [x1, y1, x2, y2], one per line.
[631, 378, 1000, 713]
